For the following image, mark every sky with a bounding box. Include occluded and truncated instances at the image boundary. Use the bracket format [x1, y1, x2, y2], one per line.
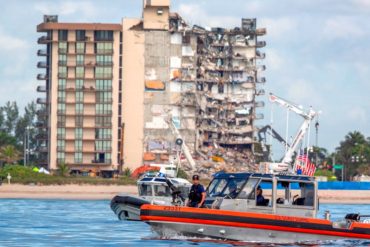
[0, 0, 369, 158]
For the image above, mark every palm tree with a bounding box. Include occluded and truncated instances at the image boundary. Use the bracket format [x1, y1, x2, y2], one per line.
[0, 145, 21, 164]
[58, 162, 70, 177]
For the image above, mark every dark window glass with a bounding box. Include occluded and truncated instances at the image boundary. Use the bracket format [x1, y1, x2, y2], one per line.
[94, 31, 113, 41]
[58, 30, 68, 41]
[76, 30, 86, 41]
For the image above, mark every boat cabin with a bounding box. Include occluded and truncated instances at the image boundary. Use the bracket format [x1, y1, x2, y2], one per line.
[204, 172, 318, 218]
[137, 176, 191, 200]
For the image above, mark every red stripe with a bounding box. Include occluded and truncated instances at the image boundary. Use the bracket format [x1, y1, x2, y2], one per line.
[141, 215, 370, 240]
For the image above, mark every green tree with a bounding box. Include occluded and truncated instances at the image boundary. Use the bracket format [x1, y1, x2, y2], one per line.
[0, 131, 17, 147]
[58, 163, 70, 177]
[3, 101, 19, 134]
[0, 145, 22, 164]
[335, 131, 370, 180]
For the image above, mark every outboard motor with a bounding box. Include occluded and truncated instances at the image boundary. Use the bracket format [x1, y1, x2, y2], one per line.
[345, 213, 360, 222]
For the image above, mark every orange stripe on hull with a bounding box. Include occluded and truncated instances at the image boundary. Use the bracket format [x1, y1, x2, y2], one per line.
[141, 215, 370, 240]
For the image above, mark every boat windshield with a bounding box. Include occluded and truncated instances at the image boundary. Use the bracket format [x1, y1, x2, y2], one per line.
[153, 184, 172, 197]
[138, 184, 153, 197]
[207, 177, 247, 197]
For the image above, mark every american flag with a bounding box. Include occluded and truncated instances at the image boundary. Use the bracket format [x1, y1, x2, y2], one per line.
[295, 154, 316, 176]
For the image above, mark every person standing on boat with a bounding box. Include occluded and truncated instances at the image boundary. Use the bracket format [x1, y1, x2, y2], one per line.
[256, 186, 266, 206]
[188, 175, 206, 208]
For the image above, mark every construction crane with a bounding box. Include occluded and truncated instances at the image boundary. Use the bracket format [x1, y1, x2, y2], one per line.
[267, 93, 319, 173]
[166, 117, 196, 170]
[257, 125, 290, 161]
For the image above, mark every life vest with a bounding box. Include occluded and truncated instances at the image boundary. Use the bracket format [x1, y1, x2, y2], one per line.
[189, 184, 202, 202]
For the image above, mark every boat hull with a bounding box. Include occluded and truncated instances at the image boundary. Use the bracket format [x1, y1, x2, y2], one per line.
[140, 205, 370, 243]
[111, 195, 150, 221]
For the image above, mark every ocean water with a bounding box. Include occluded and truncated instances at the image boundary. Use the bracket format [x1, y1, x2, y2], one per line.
[0, 199, 369, 247]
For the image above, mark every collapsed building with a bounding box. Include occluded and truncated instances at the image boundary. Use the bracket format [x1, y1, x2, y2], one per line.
[139, 2, 266, 175]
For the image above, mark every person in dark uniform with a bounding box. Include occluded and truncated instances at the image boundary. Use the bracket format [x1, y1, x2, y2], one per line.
[187, 175, 206, 208]
[256, 186, 266, 206]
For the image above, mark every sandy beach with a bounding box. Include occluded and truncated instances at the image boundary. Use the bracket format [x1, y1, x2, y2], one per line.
[0, 184, 369, 203]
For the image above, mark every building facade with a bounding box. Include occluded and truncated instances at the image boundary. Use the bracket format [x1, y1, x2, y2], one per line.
[36, 0, 265, 175]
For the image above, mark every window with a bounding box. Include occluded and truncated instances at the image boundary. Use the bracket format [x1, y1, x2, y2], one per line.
[96, 42, 113, 54]
[57, 128, 65, 139]
[58, 66, 67, 78]
[58, 79, 66, 90]
[95, 67, 112, 79]
[58, 41, 67, 53]
[58, 30, 68, 41]
[94, 31, 113, 41]
[57, 115, 66, 126]
[57, 103, 65, 114]
[75, 128, 83, 139]
[96, 55, 112, 66]
[76, 79, 83, 89]
[58, 91, 65, 102]
[95, 140, 111, 151]
[96, 103, 111, 115]
[74, 152, 82, 163]
[276, 181, 315, 207]
[75, 115, 83, 127]
[154, 185, 171, 197]
[255, 180, 272, 207]
[76, 55, 84, 66]
[75, 103, 83, 114]
[76, 42, 85, 53]
[75, 91, 83, 103]
[96, 91, 112, 103]
[58, 54, 67, 65]
[96, 80, 112, 90]
[95, 128, 111, 139]
[76, 30, 86, 41]
[139, 184, 153, 196]
[57, 152, 65, 163]
[95, 116, 111, 127]
[75, 140, 83, 152]
[57, 140, 65, 151]
[76, 67, 84, 78]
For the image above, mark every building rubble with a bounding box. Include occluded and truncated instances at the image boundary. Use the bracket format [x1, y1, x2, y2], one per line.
[142, 10, 266, 178]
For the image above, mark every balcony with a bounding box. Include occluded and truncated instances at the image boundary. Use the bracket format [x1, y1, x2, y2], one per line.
[84, 61, 94, 67]
[37, 98, 47, 104]
[36, 109, 48, 116]
[256, 50, 266, 59]
[57, 158, 65, 164]
[57, 97, 65, 103]
[96, 49, 113, 55]
[35, 121, 47, 128]
[96, 61, 113, 67]
[58, 48, 67, 54]
[92, 159, 112, 164]
[57, 147, 65, 152]
[37, 49, 48, 56]
[37, 85, 46, 92]
[95, 73, 113, 79]
[76, 48, 85, 54]
[58, 73, 67, 78]
[57, 110, 66, 115]
[37, 36, 52, 44]
[58, 61, 67, 66]
[35, 133, 48, 140]
[37, 74, 48, 80]
[255, 89, 265, 96]
[256, 28, 267, 36]
[256, 77, 266, 83]
[37, 146, 48, 153]
[256, 41, 266, 48]
[37, 61, 48, 68]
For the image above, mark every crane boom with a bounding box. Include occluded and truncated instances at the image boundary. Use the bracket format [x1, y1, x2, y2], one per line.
[166, 118, 196, 170]
[268, 93, 319, 172]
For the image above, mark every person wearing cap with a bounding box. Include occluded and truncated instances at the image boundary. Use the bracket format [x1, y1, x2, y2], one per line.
[187, 175, 206, 208]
